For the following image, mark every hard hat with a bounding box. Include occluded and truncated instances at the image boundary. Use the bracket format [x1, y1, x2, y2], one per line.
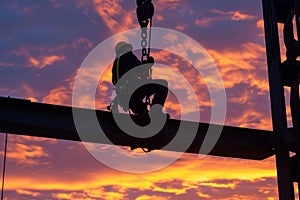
[115, 41, 133, 55]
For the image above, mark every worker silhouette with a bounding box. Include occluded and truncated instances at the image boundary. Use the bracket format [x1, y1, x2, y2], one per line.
[111, 41, 168, 116]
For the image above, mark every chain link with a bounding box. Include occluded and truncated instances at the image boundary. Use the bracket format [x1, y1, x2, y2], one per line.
[141, 27, 148, 62]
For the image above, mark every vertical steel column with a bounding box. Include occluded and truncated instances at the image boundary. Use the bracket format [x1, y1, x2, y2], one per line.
[294, 0, 300, 197]
[293, 2, 300, 198]
[262, 0, 295, 199]
[291, 81, 300, 199]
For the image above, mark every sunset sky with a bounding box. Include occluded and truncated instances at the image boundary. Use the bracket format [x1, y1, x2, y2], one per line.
[0, 0, 291, 199]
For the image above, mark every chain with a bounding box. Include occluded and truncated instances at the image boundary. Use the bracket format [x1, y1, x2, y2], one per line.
[136, 0, 154, 62]
[141, 27, 148, 62]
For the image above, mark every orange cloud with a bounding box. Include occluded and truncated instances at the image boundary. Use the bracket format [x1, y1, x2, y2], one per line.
[136, 195, 170, 200]
[43, 86, 72, 105]
[7, 143, 49, 165]
[175, 24, 188, 31]
[16, 189, 40, 197]
[92, 0, 122, 29]
[42, 64, 113, 110]
[28, 57, 39, 67]
[29, 55, 65, 69]
[200, 181, 236, 189]
[85, 187, 126, 200]
[11, 135, 57, 144]
[92, 0, 137, 33]
[53, 192, 91, 200]
[256, 19, 264, 37]
[211, 9, 257, 21]
[284, 87, 293, 128]
[278, 23, 289, 62]
[196, 9, 256, 27]
[42, 72, 76, 106]
[208, 42, 268, 91]
[164, 92, 181, 118]
[225, 108, 272, 130]
[230, 11, 257, 21]
[155, 14, 164, 22]
[10, 46, 65, 68]
[71, 38, 94, 50]
[155, 0, 182, 11]
[20, 83, 40, 102]
[195, 17, 219, 27]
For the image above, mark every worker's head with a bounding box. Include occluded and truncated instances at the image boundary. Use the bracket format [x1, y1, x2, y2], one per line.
[115, 41, 133, 56]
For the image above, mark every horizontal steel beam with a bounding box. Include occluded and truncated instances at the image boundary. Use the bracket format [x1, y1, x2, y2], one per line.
[0, 96, 275, 160]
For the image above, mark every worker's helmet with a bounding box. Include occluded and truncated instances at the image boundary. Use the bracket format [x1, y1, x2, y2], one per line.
[115, 41, 133, 56]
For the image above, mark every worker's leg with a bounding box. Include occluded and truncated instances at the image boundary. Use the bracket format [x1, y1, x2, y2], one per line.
[129, 87, 148, 115]
[129, 79, 168, 114]
[149, 79, 168, 108]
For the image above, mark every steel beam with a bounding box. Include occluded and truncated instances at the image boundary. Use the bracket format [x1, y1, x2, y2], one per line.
[0, 96, 274, 160]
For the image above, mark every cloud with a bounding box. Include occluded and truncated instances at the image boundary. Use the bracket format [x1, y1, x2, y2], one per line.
[226, 108, 271, 130]
[42, 71, 75, 106]
[0, 61, 14, 67]
[20, 83, 39, 101]
[153, 179, 187, 195]
[10, 46, 65, 69]
[92, 0, 122, 29]
[211, 9, 257, 21]
[91, 0, 137, 33]
[195, 17, 219, 27]
[30, 55, 65, 69]
[52, 192, 91, 200]
[42, 86, 72, 105]
[16, 189, 40, 197]
[207, 42, 267, 91]
[156, 0, 181, 10]
[195, 9, 257, 27]
[256, 19, 264, 37]
[11, 135, 57, 144]
[42, 60, 113, 109]
[204, 41, 274, 129]
[136, 195, 170, 200]
[163, 91, 181, 118]
[7, 143, 50, 165]
[71, 38, 94, 50]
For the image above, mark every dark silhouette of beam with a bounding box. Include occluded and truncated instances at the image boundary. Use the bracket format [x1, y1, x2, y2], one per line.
[0, 96, 275, 160]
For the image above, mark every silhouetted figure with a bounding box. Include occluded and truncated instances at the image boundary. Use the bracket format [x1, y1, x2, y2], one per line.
[110, 41, 168, 115]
